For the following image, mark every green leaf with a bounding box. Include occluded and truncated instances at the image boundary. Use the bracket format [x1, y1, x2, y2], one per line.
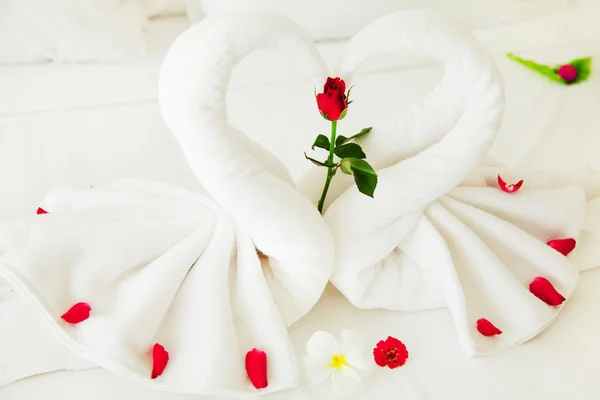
[339, 158, 378, 198]
[335, 135, 348, 147]
[304, 152, 330, 167]
[569, 57, 592, 84]
[507, 53, 565, 84]
[319, 110, 330, 121]
[311, 134, 330, 151]
[335, 127, 373, 146]
[338, 108, 348, 120]
[346, 85, 354, 101]
[334, 143, 366, 159]
[340, 158, 353, 174]
[348, 127, 372, 141]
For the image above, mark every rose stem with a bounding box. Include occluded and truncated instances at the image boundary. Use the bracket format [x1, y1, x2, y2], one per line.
[317, 120, 337, 214]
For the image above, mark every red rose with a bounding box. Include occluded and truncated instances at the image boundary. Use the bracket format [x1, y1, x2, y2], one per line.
[557, 64, 578, 83]
[373, 336, 409, 369]
[316, 77, 348, 121]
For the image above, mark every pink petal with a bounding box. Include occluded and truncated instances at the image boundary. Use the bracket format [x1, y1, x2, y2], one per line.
[497, 175, 523, 193]
[36, 207, 48, 215]
[476, 318, 502, 336]
[151, 343, 169, 379]
[529, 277, 566, 306]
[61, 302, 91, 324]
[245, 348, 268, 389]
[546, 238, 576, 256]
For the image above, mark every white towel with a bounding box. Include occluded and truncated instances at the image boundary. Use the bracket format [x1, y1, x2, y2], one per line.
[298, 11, 600, 356]
[0, 14, 333, 396]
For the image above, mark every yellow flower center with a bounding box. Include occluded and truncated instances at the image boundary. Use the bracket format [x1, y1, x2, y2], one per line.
[329, 354, 348, 370]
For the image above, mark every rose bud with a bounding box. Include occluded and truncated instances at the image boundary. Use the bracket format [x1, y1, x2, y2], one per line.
[316, 77, 348, 121]
[557, 64, 578, 83]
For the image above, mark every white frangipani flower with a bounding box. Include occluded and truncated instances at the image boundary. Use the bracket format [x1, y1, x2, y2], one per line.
[302, 330, 372, 397]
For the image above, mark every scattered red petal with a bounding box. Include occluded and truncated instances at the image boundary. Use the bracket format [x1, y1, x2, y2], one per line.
[557, 64, 578, 83]
[476, 318, 502, 336]
[61, 302, 91, 324]
[546, 238, 576, 256]
[37, 207, 48, 215]
[151, 343, 169, 379]
[497, 175, 523, 193]
[245, 348, 268, 389]
[530, 277, 565, 306]
[373, 336, 409, 369]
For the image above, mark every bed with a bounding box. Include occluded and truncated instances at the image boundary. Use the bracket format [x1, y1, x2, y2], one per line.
[1, 6, 600, 400]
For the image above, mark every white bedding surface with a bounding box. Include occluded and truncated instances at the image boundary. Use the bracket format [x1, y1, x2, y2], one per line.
[2, 8, 600, 400]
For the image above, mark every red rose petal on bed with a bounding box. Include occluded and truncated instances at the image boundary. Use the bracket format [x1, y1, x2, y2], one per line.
[151, 343, 169, 379]
[546, 238, 576, 256]
[36, 207, 48, 215]
[497, 175, 523, 193]
[245, 348, 268, 389]
[61, 302, 91, 324]
[476, 318, 502, 336]
[529, 277, 565, 306]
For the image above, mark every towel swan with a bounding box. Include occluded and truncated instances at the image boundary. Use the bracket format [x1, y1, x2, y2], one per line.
[299, 11, 591, 356]
[0, 14, 333, 395]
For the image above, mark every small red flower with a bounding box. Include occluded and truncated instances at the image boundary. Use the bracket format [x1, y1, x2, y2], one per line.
[529, 277, 565, 306]
[61, 302, 91, 324]
[373, 336, 409, 369]
[245, 348, 268, 389]
[316, 77, 348, 121]
[476, 318, 502, 336]
[497, 175, 523, 193]
[151, 343, 169, 379]
[557, 64, 578, 83]
[546, 238, 576, 256]
[37, 207, 48, 215]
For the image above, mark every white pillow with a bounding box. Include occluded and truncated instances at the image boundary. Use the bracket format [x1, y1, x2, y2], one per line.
[0, 0, 147, 63]
[188, 0, 574, 41]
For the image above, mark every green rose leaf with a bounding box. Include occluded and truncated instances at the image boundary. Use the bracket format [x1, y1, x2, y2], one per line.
[570, 57, 592, 83]
[311, 134, 331, 151]
[347, 127, 372, 141]
[304, 152, 331, 167]
[335, 127, 373, 147]
[507, 53, 565, 84]
[340, 159, 352, 175]
[339, 158, 378, 198]
[335, 135, 348, 147]
[334, 143, 366, 159]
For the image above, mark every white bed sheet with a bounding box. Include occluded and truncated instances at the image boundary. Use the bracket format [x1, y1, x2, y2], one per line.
[1, 8, 600, 400]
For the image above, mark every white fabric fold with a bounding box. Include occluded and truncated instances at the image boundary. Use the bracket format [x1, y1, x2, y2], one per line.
[0, 13, 334, 396]
[298, 11, 599, 356]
